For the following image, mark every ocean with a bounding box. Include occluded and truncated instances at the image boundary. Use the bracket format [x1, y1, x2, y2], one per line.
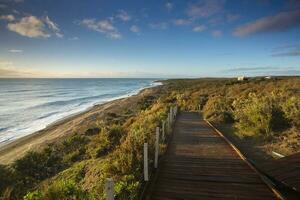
[0, 78, 159, 146]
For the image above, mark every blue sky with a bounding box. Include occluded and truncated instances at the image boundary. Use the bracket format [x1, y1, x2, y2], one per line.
[0, 0, 300, 78]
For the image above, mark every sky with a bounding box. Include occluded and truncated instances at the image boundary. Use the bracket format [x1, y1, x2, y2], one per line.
[0, 0, 300, 78]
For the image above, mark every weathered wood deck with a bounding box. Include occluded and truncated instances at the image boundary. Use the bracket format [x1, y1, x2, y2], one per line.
[147, 112, 280, 199]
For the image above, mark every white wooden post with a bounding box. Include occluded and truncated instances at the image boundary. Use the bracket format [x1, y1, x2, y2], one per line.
[105, 178, 114, 200]
[162, 121, 165, 142]
[154, 127, 160, 168]
[144, 143, 149, 181]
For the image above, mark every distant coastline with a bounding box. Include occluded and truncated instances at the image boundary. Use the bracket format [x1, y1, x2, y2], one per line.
[0, 82, 163, 164]
[0, 78, 162, 147]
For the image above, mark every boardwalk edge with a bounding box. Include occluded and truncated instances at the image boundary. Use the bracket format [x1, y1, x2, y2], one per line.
[204, 119, 286, 200]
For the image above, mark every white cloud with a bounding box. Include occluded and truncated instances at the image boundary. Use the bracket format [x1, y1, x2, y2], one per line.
[0, 14, 15, 22]
[7, 15, 62, 38]
[9, 49, 23, 53]
[193, 25, 206, 32]
[187, 0, 225, 18]
[7, 16, 50, 38]
[165, 2, 173, 11]
[173, 19, 192, 26]
[80, 18, 122, 39]
[130, 25, 140, 33]
[116, 10, 131, 22]
[212, 30, 222, 37]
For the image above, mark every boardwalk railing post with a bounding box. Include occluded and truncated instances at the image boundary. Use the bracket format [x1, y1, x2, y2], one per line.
[154, 127, 160, 169]
[105, 178, 114, 200]
[144, 143, 149, 181]
[162, 121, 165, 142]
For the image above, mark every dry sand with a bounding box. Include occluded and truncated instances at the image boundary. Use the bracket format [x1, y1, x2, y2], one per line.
[0, 86, 162, 165]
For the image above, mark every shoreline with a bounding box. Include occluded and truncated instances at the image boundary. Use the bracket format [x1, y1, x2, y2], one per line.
[0, 80, 162, 147]
[0, 83, 163, 165]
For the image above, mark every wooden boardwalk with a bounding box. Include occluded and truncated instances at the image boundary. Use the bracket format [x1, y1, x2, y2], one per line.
[262, 152, 300, 192]
[147, 112, 280, 200]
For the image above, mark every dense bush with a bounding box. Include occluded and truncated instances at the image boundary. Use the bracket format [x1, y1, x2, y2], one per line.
[281, 96, 300, 128]
[23, 180, 90, 200]
[233, 93, 288, 137]
[13, 147, 65, 181]
[203, 96, 234, 123]
[0, 165, 15, 199]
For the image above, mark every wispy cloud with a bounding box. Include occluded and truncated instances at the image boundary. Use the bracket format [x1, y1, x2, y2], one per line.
[222, 66, 300, 76]
[271, 45, 300, 57]
[68, 36, 79, 41]
[0, 14, 15, 21]
[173, 19, 192, 26]
[9, 49, 23, 53]
[165, 2, 173, 11]
[116, 10, 131, 22]
[193, 25, 206, 32]
[0, 60, 36, 77]
[149, 22, 168, 30]
[223, 66, 279, 72]
[44, 16, 63, 38]
[6, 15, 63, 38]
[130, 25, 140, 34]
[186, 0, 225, 19]
[234, 10, 300, 37]
[79, 18, 122, 39]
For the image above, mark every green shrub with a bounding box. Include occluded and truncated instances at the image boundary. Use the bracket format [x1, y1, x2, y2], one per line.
[233, 93, 288, 137]
[198, 95, 208, 110]
[203, 96, 234, 123]
[114, 175, 140, 200]
[0, 165, 15, 199]
[24, 180, 90, 200]
[13, 147, 64, 181]
[281, 96, 300, 128]
[63, 135, 89, 153]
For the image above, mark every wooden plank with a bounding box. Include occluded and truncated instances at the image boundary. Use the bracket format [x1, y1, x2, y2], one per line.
[147, 112, 280, 200]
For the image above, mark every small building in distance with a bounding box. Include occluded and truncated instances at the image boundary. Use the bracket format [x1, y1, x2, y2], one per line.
[237, 76, 246, 81]
[265, 76, 272, 80]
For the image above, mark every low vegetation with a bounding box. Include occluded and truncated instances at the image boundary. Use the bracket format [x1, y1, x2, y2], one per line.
[165, 77, 300, 158]
[0, 89, 173, 200]
[1, 77, 300, 199]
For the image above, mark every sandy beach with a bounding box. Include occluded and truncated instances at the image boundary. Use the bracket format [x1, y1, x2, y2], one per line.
[0, 85, 162, 165]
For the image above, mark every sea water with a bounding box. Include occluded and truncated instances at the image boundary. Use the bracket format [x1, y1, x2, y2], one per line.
[0, 78, 160, 146]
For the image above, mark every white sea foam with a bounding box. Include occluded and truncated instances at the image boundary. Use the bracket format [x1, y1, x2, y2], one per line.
[0, 79, 160, 146]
